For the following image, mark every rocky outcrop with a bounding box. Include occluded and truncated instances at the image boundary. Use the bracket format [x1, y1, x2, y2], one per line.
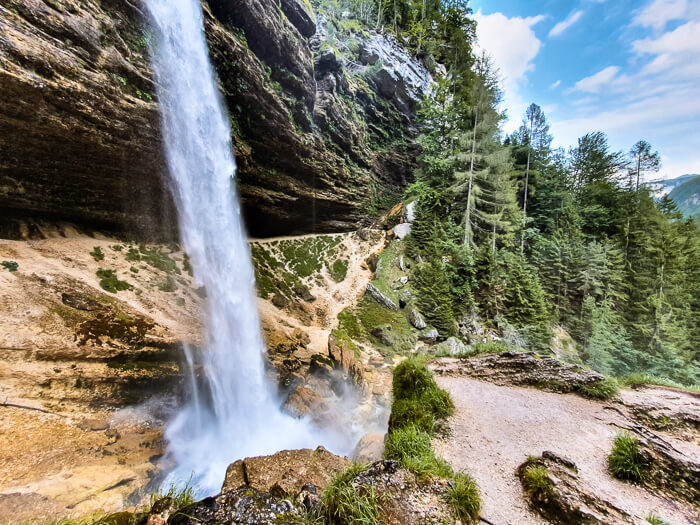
[518, 452, 636, 524]
[432, 352, 610, 396]
[366, 282, 398, 310]
[221, 446, 350, 496]
[0, 0, 431, 238]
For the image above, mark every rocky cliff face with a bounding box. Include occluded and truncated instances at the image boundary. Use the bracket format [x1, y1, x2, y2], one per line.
[0, 0, 430, 238]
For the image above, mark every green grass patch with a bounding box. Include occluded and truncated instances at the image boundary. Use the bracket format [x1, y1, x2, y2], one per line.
[157, 276, 177, 293]
[521, 464, 552, 497]
[445, 472, 481, 523]
[330, 258, 349, 282]
[578, 377, 619, 400]
[646, 512, 670, 525]
[96, 269, 132, 294]
[138, 245, 180, 274]
[392, 358, 454, 422]
[384, 424, 453, 480]
[1, 260, 18, 272]
[608, 433, 648, 482]
[620, 373, 700, 394]
[318, 464, 383, 525]
[89, 246, 104, 261]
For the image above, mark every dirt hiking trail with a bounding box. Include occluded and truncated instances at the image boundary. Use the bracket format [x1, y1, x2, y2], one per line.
[433, 375, 699, 525]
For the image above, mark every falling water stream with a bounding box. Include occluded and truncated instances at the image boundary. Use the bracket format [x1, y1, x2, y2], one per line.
[145, 0, 336, 494]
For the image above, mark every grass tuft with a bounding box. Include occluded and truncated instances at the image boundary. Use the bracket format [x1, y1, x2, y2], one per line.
[89, 247, 104, 261]
[445, 472, 481, 523]
[521, 465, 552, 497]
[579, 377, 619, 400]
[608, 432, 648, 482]
[96, 269, 132, 294]
[318, 464, 382, 525]
[645, 512, 670, 525]
[1, 260, 19, 272]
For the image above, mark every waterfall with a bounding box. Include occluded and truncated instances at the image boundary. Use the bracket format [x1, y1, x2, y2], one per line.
[145, 0, 331, 495]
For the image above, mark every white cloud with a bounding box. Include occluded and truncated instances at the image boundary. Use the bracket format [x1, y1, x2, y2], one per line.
[549, 10, 584, 37]
[632, 0, 689, 29]
[550, 79, 561, 89]
[571, 66, 620, 93]
[472, 10, 545, 130]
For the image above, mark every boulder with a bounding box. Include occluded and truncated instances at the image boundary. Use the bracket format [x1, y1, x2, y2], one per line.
[409, 309, 427, 330]
[419, 328, 439, 343]
[352, 433, 385, 464]
[371, 326, 394, 346]
[220, 447, 351, 497]
[366, 283, 398, 310]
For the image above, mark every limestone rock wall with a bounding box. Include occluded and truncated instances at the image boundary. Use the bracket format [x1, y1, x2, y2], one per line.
[0, 0, 431, 238]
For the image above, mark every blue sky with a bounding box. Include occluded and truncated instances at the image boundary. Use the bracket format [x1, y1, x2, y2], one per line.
[470, 0, 700, 180]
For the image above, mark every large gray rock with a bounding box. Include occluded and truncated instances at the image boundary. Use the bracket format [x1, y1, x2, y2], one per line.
[409, 309, 427, 330]
[419, 328, 439, 343]
[434, 336, 467, 355]
[366, 283, 398, 310]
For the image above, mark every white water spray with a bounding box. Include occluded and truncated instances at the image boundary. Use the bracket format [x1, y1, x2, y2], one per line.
[145, 0, 336, 494]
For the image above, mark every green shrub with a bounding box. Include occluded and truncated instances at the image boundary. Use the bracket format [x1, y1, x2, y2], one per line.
[579, 377, 619, 400]
[139, 245, 180, 274]
[125, 247, 141, 262]
[1, 260, 18, 272]
[96, 269, 132, 294]
[521, 465, 552, 497]
[420, 383, 454, 420]
[318, 464, 382, 525]
[445, 472, 481, 523]
[621, 374, 700, 394]
[183, 254, 193, 276]
[89, 247, 104, 261]
[608, 433, 648, 482]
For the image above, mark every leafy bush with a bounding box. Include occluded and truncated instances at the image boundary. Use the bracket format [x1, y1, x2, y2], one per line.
[445, 472, 481, 523]
[96, 269, 131, 293]
[391, 357, 454, 428]
[579, 377, 619, 400]
[1, 260, 18, 272]
[318, 464, 382, 525]
[608, 433, 648, 482]
[521, 465, 552, 497]
[89, 246, 104, 261]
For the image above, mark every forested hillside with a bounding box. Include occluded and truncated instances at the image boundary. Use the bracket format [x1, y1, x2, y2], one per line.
[329, 0, 700, 385]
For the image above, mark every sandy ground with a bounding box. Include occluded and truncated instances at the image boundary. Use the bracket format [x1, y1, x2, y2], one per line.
[434, 376, 700, 525]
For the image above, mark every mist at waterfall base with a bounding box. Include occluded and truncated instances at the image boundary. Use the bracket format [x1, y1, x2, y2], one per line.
[145, 0, 349, 495]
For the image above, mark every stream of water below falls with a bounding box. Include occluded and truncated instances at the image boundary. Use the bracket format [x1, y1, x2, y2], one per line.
[144, 0, 346, 495]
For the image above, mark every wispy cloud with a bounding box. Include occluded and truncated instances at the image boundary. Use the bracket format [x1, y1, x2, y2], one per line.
[550, 79, 561, 89]
[549, 10, 584, 37]
[571, 66, 620, 93]
[632, 0, 689, 29]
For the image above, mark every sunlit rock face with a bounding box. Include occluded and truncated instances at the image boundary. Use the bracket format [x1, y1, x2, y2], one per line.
[0, 0, 431, 237]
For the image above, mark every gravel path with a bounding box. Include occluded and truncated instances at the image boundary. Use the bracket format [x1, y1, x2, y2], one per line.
[433, 376, 698, 525]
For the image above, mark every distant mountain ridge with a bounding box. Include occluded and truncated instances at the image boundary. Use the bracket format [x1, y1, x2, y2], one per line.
[646, 173, 699, 198]
[668, 175, 700, 221]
